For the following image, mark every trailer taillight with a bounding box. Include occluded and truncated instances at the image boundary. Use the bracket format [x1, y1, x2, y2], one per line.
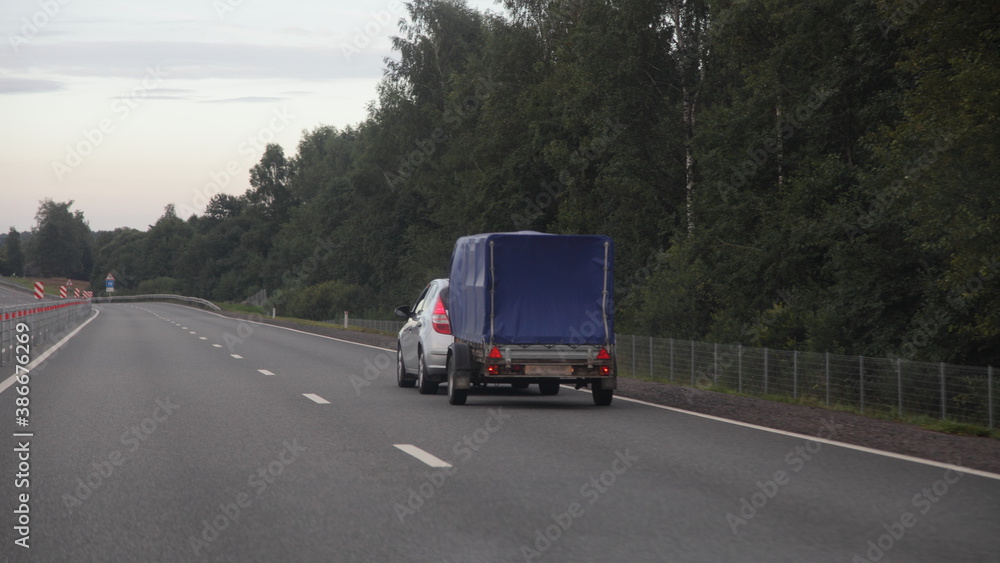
[600, 365, 611, 376]
[431, 296, 451, 334]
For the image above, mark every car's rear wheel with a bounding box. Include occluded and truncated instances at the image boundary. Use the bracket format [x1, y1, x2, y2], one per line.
[397, 345, 415, 388]
[592, 388, 613, 406]
[417, 351, 439, 395]
[447, 357, 468, 405]
[538, 380, 561, 395]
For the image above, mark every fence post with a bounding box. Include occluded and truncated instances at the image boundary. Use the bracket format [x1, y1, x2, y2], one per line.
[632, 335, 636, 377]
[713, 343, 718, 386]
[989, 366, 994, 431]
[690, 340, 695, 387]
[343, 311, 348, 329]
[649, 336, 654, 380]
[738, 344, 743, 393]
[940, 362, 946, 420]
[897, 358, 903, 418]
[825, 352, 830, 407]
[669, 338, 674, 383]
[793, 351, 798, 400]
[859, 356, 865, 415]
[764, 347, 769, 395]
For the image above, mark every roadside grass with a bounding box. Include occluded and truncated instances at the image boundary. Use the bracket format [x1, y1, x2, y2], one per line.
[216, 302, 397, 337]
[2, 276, 91, 296]
[624, 373, 999, 439]
[217, 302, 266, 315]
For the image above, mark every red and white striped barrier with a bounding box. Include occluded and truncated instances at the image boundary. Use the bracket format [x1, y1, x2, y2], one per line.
[33, 282, 44, 299]
[59, 286, 67, 298]
[74, 288, 81, 298]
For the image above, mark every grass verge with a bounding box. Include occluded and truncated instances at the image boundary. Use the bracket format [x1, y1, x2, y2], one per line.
[622, 373, 999, 439]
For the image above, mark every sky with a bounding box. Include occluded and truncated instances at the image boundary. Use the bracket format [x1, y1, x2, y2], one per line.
[0, 0, 499, 233]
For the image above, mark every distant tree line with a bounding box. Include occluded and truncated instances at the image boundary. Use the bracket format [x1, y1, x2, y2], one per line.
[1, 199, 93, 280]
[11, 0, 998, 366]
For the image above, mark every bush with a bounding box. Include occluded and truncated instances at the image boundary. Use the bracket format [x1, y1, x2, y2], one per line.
[137, 276, 181, 294]
[283, 280, 372, 321]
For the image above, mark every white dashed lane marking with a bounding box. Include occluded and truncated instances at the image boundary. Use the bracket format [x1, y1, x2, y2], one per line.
[394, 444, 453, 468]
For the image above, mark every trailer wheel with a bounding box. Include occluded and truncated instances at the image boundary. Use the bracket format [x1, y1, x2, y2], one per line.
[447, 359, 468, 405]
[396, 345, 415, 388]
[417, 351, 439, 395]
[592, 388, 613, 406]
[538, 380, 561, 395]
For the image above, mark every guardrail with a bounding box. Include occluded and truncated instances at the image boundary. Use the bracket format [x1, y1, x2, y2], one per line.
[0, 300, 93, 368]
[616, 335, 996, 430]
[92, 294, 221, 311]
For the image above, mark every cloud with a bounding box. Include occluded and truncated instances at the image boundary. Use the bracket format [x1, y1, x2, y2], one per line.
[0, 77, 65, 94]
[203, 96, 287, 103]
[114, 87, 197, 101]
[1, 41, 388, 82]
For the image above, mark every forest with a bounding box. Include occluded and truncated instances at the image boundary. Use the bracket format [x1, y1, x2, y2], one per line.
[2, 0, 997, 366]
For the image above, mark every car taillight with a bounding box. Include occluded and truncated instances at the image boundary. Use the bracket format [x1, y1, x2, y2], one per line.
[596, 347, 611, 360]
[431, 296, 451, 334]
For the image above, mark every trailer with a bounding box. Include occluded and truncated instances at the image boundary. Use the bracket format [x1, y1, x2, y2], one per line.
[445, 232, 616, 405]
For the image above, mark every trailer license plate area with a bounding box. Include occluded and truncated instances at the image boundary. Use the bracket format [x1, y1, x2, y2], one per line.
[525, 365, 573, 376]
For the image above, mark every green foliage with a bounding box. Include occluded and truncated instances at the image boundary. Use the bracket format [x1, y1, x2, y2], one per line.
[27, 199, 94, 279]
[137, 276, 182, 294]
[282, 280, 373, 321]
[1, 228, 25, 276]
[75, 0, 998, 366]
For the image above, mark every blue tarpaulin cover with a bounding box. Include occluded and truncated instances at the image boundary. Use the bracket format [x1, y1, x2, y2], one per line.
[448, 232, 614, 346]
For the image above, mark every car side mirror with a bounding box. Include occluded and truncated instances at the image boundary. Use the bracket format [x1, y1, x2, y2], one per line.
[394, 306, 412, 319]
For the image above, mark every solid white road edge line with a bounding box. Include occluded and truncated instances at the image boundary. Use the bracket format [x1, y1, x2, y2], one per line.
[394, 444, 453, 468]
[0, 308, 101, 396]
[574, 387, 1000, 482]
[147, 303, 1000, 481]
[191, 305, 393, 352]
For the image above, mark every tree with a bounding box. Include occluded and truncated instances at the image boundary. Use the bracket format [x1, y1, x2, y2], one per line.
[871, 0, 1000, 363]
[3, 228, 25, 276]
[667, 0, 709, 235]
[247, 144, 295, 223]
[28, 199, 93, 279]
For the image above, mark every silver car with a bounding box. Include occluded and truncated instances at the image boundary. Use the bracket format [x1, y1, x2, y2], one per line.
[394, 279, 453, 394]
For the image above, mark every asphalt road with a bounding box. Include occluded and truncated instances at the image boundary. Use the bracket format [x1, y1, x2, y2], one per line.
[1, 303, 997, 562]
[0, 282, 41, 306]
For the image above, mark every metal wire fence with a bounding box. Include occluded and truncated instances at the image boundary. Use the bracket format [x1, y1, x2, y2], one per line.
[615, 335, 996, 430]
[1, 299, 93, 368]
[343, 317, 407, 334]
[316, 318, 998, 429]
